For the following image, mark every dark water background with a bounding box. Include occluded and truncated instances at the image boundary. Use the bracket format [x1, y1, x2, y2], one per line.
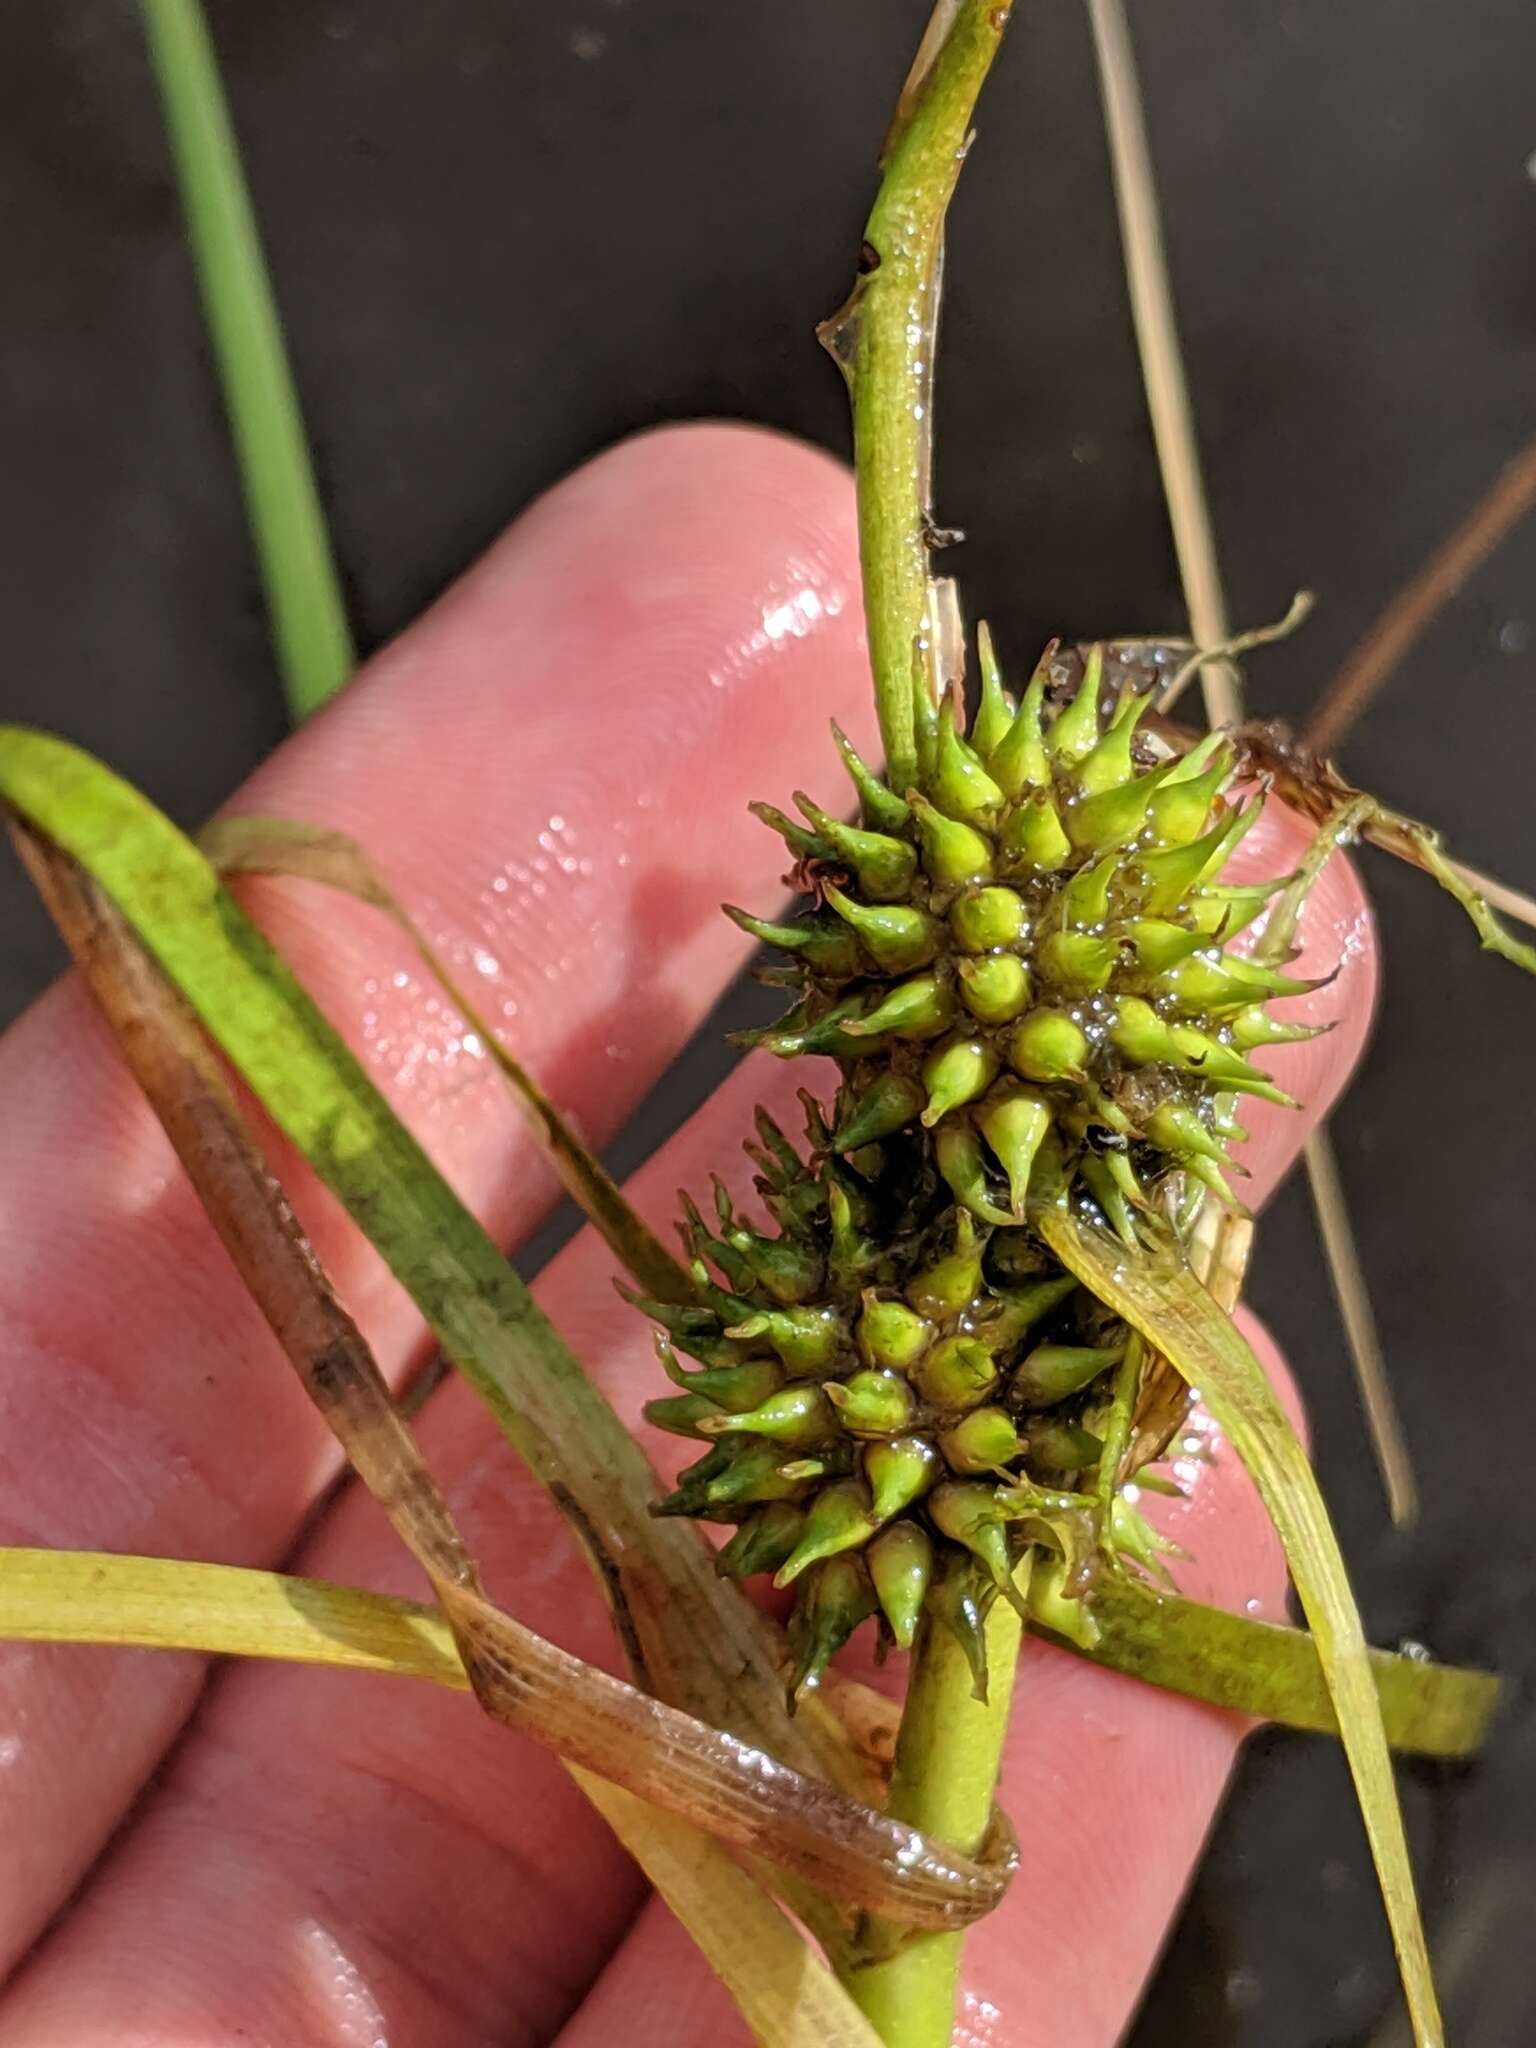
[4, 4, 1534, 2040]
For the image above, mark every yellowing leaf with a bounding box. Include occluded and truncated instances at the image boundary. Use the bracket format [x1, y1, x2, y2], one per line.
[0, 1546, 882, 2048]
[1038, 1200, 1442, 2046]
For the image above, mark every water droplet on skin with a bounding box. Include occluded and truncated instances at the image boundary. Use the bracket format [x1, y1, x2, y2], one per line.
[298, 1920, 390, 2047]
[954, 1993, 1007, 2047]
[0, 1735, 22, 1769]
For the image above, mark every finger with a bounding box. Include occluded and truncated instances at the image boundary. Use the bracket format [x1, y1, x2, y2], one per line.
[0, 795, 1365, 2046]
[0, 422, 871, 1971]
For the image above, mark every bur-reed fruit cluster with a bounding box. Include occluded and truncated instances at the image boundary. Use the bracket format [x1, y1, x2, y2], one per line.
[637, 638, 1319, 1693]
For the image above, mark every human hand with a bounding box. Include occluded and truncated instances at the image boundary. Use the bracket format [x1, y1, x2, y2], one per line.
[0, 425, 1375, 2045]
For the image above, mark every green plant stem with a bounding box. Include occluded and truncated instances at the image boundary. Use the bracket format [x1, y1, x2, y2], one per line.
[849, 1565, 1029, 2045]
[824, 0, 1012, 792]
[141, 0, 353, 721]
[822, 9, 1017, 2038]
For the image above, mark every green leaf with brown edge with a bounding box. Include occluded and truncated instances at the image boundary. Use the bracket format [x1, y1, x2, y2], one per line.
[198, 813, 697, 1306]
[1036, 1191, 1443, 2047]
[1047, 1572, 1499, 1761]
[0, 724, 867, 1947]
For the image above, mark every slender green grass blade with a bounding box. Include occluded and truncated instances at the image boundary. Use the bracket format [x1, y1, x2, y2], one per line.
[1037, 1197, 1442, 2046]
[198, 814, 695, 1305]
[141, 0, 353, 720]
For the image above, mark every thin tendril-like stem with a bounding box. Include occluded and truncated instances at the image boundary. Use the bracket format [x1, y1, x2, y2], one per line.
[821, 0, 1012, 792]
[141, 0, 354, 722]
[1303, 1127, 1419, 1527]
[1307, 433, 1536, 755]
[1085, 0, 1239, 728]
[1449, 856, 1536, 935]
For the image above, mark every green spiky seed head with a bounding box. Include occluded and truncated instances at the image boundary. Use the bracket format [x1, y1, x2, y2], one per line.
[643, 641, 1321, 1691]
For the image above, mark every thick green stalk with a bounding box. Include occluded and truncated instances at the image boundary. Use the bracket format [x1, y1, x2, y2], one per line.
[826, 10, 1017, 2039]
[823, 1, 1012, 792]
[141, 0, 354, 720]
[849, 1569, 1029, 2044]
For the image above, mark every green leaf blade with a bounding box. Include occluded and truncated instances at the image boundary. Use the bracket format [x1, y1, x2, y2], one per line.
[141, 0, 354, 719]
[1037, 1200, 1443, 2047]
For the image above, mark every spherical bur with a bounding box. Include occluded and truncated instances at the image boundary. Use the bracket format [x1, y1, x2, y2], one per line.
[921, 1034, 1001, 1125]
[911, 793, 995, 886]
[1001, 792, 1072, 870]
[905, 1212, 984, 1320]
[935, 1122, 1017, 1226]
[696, 1382, 836, 1448]
[865, 1433, 944, 1521]
[949, 884, 1026, 953]
[909, 1332, 999, 1409]
[795, 793, 917, 901]
[832, 1070, 926, 1150]
[940, 1405, 1022, 1475]
[975, 1085, 1052, 1213]
[1006, 1008, 1089, 1084]
[774, 1478, 876, 1586]
[958, 952, 1032, 1024]
[1037, 929, 1115, 995]
[857, 1293, 934, 1370]
[929, 707, 1006, 825]
[716, 1502, 806, 1581]
[826, 1368, 918, 1437]
[1046, 646, 1106, 766]
[842, 972, 955, 1043]
[1013, 1341, 1123, 1410]
[868, 1520, 935, 1650]
[786, 1554, 877, 1694]
[823, 884, 942, 973]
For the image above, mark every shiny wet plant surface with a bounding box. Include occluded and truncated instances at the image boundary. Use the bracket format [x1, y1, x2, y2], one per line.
[5, 4, 1535, 2040]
